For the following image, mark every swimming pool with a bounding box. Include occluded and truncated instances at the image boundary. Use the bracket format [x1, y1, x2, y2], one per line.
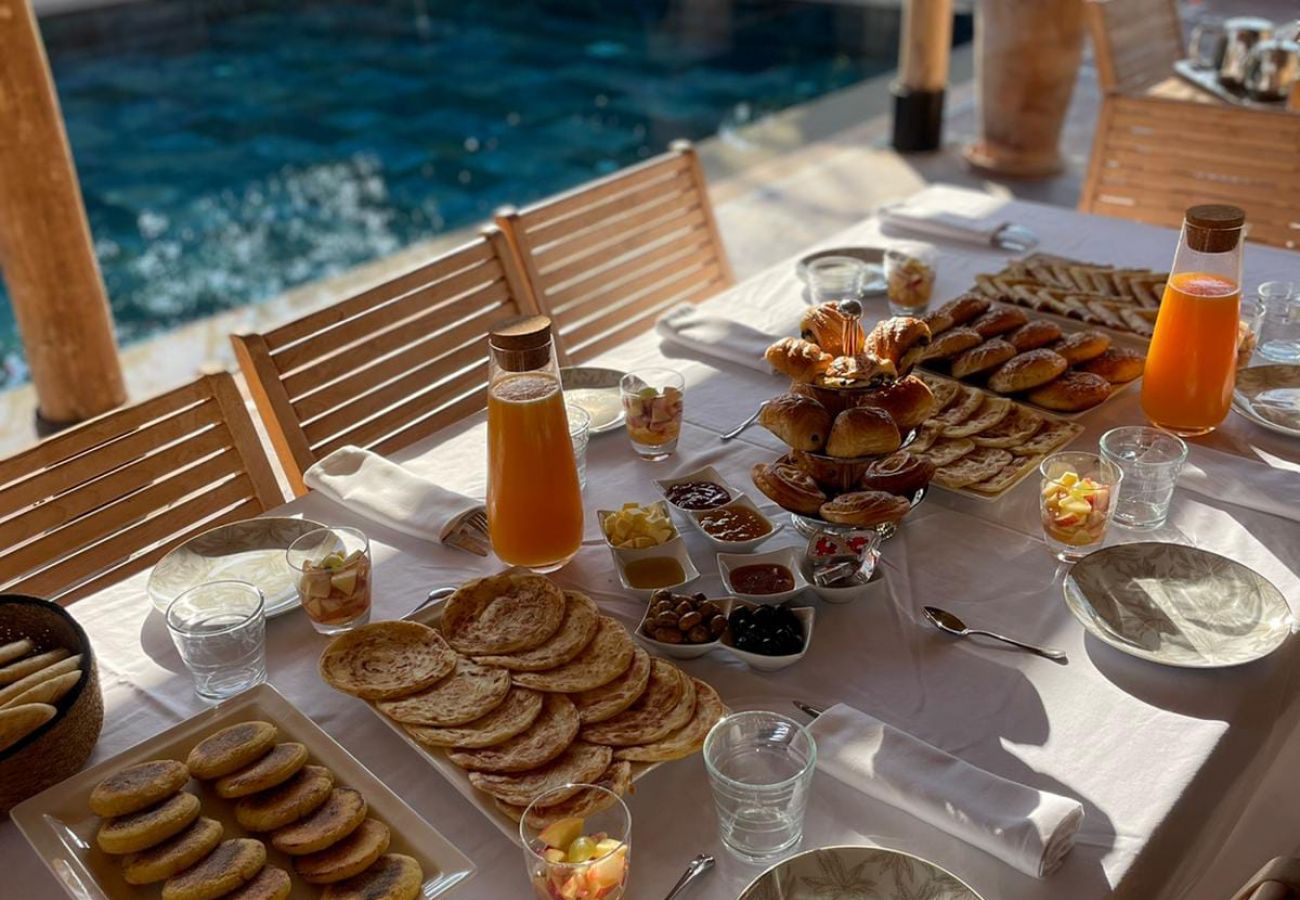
[0, 0, 968, 387]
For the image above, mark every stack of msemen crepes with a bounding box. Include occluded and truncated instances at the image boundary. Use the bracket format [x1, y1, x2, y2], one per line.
[320, 571, 728, 828]
[973, 252, 1167, 337]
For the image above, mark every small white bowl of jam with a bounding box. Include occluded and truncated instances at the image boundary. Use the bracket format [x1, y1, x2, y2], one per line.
[654, 466, 744, 513]
[717, 547, 809, 606]
[612, 537, 700, 600]
[687, 496, 781, 553]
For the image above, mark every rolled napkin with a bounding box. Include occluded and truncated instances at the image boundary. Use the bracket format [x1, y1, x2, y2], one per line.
[808, 704, 1083, 878]
[655, 304, 780, 375]
[304, 446, 486, 551]
[879, 185, 1036, 251]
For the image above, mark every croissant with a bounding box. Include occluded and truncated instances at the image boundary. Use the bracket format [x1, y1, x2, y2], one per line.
[800, 303, 865, 357]
[865, 317, 931, 369]
[852, 375, 936, 430]
[819, 490, 913, 527]
[752, 462, 826, 516]
[758, 394, 833, 452]
[764, 337, 833, 383]
[819, 353, 898, 388]
[861, 451, 936, 497]
[825, 407, 901, 458]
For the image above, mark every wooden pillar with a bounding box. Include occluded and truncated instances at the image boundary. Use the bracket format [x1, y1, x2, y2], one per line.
[0, 0, 125, 425]
[963, 0, 1086, 178]
[892, 0, 953, 152]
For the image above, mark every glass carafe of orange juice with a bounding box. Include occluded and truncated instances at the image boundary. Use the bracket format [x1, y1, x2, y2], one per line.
[1141, 205, 1245, 436]
[487, 316, 584, 572]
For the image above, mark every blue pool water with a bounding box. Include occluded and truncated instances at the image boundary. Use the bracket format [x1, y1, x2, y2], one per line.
[0, 0, 967, 386]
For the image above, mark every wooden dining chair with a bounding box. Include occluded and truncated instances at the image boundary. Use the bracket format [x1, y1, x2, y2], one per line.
[1080, 93, 1300, 250]
[495, 140, 733, 366]
[1084, 0, 1185, 95]
[0, 372, 285, 605]
[232, 225, 538, 496]
[1230, 857, 1300, 900]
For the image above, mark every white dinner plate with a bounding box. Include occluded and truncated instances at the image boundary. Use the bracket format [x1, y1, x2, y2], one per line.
[148, 517, 324, 619]
[11, 683, 475, 900]
[560, 366, 626, 434]
[1233, 365, 1300, 439]
[739, 845, 983, 899]
[797, 247, 888, 297]
[1063, 542, 1292, 668]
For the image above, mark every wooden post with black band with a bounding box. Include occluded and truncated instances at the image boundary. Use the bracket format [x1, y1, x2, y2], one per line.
[892, 0, 953, 152]
[0, 0, 126, 427]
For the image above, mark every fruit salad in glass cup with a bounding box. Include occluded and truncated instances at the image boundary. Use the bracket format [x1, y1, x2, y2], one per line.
[521, 787, 631, 900]
[620, 368, 685, 461]
[286, 526, 373, 634]
[1039, 452, 1123, 562]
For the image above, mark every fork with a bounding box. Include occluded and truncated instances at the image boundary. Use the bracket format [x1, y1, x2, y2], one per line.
[446, 510, 490, 556]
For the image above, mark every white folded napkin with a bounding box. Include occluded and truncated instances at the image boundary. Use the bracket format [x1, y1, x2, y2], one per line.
[655, 304, 780, 375]
[880, 185, 1018, 247]
[808, 704, 1084, 878]
[304, 446, 484, 545]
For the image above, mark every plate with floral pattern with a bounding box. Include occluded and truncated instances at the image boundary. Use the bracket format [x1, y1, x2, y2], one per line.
[739, 845, 982, 900]
[1064, 542, 1292, 668]
[1233, 365, 1300, 438]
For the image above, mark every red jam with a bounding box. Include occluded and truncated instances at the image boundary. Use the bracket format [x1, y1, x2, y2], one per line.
[697, 506, 771, 542]
[729, 564, 795, 595]
[665, 480, 731, 510]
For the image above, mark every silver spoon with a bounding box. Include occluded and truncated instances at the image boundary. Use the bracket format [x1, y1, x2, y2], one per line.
[663, 854, 714, 900]
[721, 402, 765, 441]
[403, 587, 455, 620]
[922, 606, 1067, 661]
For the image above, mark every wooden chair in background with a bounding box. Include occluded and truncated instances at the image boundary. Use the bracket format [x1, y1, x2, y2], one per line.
[1079, 93, 1300, 249]
[495, 140, 733, 365]
[1084, 0, 1185, 95]
[232, 225, 538, 495]
[0, 372, 284, 604]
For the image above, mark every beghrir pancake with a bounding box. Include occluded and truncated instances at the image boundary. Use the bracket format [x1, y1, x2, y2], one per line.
[235, 765, 334, 833]
[472, 591, 599, 672]
[447, 693, 578, 773]
[186, 721, 278, 780]
[214, 743, 309, 798]
[96, 791, 202, 855]
[160, 837, 266, 900]
[319, 622, 456, 701]
[467, 741, 612, 807]
[615, 680, 727, 762]
[441, 571, 566, 655]
[294, 818, 391, 884]
[403, 687, 543, 749]
[121, 817, 224, 885]
[271, 787, 367, 856]
[375, 658, 510, 727]
[89, 759, 190, 817]
[580, 660, 697, 747]
[511, 617, 634, 693]
[320, 853, 423, 900]
[571, 646, 650, 725]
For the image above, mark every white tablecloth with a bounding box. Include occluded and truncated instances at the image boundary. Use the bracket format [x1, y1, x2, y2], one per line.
[6, 186, 1300, 900]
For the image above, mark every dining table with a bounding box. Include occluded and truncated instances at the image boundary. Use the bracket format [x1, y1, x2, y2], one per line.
[5, 183, 1300, 900]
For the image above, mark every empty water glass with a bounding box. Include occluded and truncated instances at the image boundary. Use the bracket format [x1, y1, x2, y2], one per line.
[166, 581, 267, 702]
[1257, 281, 1300, 363]
[1100, 427, 1189, 529]
[566, 402, 591, 490]
[704, 710, 816, 864]
[805, 256, 869, 304]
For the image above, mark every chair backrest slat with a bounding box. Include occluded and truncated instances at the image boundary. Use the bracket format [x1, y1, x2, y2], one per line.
[497, 140, 733, 365]
[0, 372, 284, 604]
[232, 226, 537, 494]
[1080, 94, 1300, 250]
[1085, 0, 1183, 94]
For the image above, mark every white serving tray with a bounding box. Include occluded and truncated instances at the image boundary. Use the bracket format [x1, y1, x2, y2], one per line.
[11, 683, 475, 900]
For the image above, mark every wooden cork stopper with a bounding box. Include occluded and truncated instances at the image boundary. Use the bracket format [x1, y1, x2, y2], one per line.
[1185, 205, 1245, 253]
[490, 315, 553, 371]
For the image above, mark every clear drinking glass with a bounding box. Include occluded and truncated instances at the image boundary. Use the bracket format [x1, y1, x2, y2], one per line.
[1257, 281, 1300, 363]
[806, 256, 869, 304]
[704, 710, 817, 864]
[620, 368, 684, 461]
[566, 402, 591, 491]
[286, 526, 373, 635]
[1100, 427, 1189, 529]
[166, 580, 267, 702]
[1239, 295, 1264, 367]
[520, 784, 630, 900]
[884, 247, 937, 316]
[1039, 452, 1123, 562]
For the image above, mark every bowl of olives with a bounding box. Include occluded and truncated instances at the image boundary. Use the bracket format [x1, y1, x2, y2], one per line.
[636, 590, 732, 659]
[721, 601, 814, 671]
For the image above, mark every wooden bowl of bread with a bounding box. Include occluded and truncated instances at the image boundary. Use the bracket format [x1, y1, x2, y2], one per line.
[0, 594, 103, 815]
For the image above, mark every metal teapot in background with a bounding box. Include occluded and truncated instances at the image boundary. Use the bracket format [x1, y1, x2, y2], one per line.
[1242, 38, 1300, 102]
[1189, 16, 1273, 87]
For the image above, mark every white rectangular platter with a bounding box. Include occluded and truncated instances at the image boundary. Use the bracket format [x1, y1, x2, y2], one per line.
[11, 683, 475, 900]
[363, 605, 657, 845]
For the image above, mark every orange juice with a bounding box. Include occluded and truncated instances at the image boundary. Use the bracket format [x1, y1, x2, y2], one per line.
[487, 372, 584, 571]
[1141, 271, 1240, 435]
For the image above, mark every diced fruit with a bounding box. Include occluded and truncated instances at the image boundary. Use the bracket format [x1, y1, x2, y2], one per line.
[567, 836, 597, 864]
[587, 846, 627, 889]
[330, 570, 358, 596]
[1041, 469, 1112, 548]
[594, 838, 622, 856]
[539, 817, 585, 851]
[544, 848, 565, 864]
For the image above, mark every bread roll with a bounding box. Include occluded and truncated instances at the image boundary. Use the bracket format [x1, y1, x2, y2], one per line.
[1050, 330, 1110, 365]
[1006, 319, 1063, 352]
[764, 337, 832, 383]
[923, 327, 983, 362]
[853, 375, 936, 430]
[1027, 371, 1112, 411]
[819, 491, 912, 527]
[825, 407, 901, 458]
[861, 451, 936, 496]
[928, 295, 989, 330]
[951, 339, 1017, 379]
[758, 394, 833, 451]
[987, 349, 1069, 393]
[751, 463, 826, 516]
[1077, 347, 1145, 383]
[864, 317, 931, 368]
[800, 304, 864, 357]
[970, 305, 1030, 338]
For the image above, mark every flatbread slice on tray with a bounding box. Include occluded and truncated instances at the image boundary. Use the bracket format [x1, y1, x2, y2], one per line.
[472, 591, 599, 672]
[319, 623, 455, 701]
[941, 395, 1013, 438]
[376, 658, 510, 727]
[442, 571, 566, 655]
[580, 660, 696, 748]
[970, 405, 1044, 448]
[917, 438, 974, 468]
[467, 742, 612, 808]
[571, 647, 650, 725]
[934, 447, 1014, 489]
[967, 454, 1044, 495]
[1013, 420, 1082, 457]
[494, 760, 634, 828]
[511, 617, 635, 694]
[403, 687, 543, 749]
[447, 694, 579, 774]
[615, 680, 727, 763]
[932, 385, 983, 426]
